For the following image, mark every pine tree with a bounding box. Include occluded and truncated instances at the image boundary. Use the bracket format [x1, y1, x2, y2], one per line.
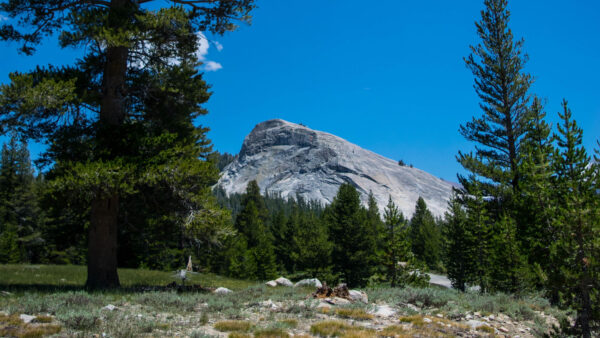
[515, 97, 555, 286]
[325, 183, 375, 287]
[459, 0, 533, 202]
[232, 180, 277, 280]
[381, 196, 411, 287]
[410, 197, 441, 270]
[0, 136, 43, 263]
[0, 0, 255, 289]
[550, 100, 599, 337]
[488, 214, 528, 293]
[443, 192, 472, 291]
[464, 183, 492, 292]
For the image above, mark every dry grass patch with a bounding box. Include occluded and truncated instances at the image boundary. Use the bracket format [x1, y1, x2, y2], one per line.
[214, 320, 254, 332]
[476, 325, 495, 333]
[335, 308, 374, 321]
[228, 333, 252, 338]
[254, 327, 290, 338]
[32, 315, 53, 324]
[0, 314, 62, 338]
[277, 319, 298, 328]
[380, 325, 409, 337]
[398, 315, 425, 326]
[310, 320, 374, 337]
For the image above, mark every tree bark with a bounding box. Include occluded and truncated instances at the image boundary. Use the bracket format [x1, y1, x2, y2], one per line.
[86, 194, 120, 288]
[85, 0, 131, 289]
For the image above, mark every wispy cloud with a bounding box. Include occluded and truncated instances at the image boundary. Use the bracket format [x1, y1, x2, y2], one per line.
[196, 32, 223, 72]
[0, 15, 8, 22]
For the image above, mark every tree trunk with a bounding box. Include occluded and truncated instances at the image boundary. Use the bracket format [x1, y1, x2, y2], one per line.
[86, 195, 120, 288]
[85, 0, 131, 289]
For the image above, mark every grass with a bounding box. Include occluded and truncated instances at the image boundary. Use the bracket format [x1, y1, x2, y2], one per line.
[310, 320, 374, 337]
[254, 327, 290, 338]
[334, 308, 373, 320]
[0, 264, 570, 337]
[0, 264, 255, 290]
[0, 313, 62, 337]
[214, 320, 254, 332]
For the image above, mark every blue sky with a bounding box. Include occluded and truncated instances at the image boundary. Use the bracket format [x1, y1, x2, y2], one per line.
[1, 0, 599, 182]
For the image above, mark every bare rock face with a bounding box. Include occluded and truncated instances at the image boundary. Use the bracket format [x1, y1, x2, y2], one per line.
[216, 119, 454, 217]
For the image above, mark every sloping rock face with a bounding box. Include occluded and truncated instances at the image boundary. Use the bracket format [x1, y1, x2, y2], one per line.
[216, 119, 454, 217]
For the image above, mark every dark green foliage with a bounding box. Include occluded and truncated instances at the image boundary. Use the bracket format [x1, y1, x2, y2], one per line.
[488, 214, 529, 293]
[229, 181, 276, 280]
[208, 151, 237, 172]
[325, 183, 376, 287]
[515, 97, 555, 285]
[410, 197, 442, 270]
[459, 0, 532, 199]
[0, 136, 44, 263]
[443, 193, 471, 292]
[549, 101, 599, 337]
[381, 196, 413, 287]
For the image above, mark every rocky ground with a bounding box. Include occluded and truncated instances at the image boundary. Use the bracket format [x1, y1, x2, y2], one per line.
[0, 277, 566, 337]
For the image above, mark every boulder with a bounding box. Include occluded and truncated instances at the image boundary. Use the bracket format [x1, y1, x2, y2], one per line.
[294, 278, 322, 288]
[266, 280, 278, 287]
[371, 305, 396, 318]
[348, 290, 368, 304]
[19, 314, 36, 324]
[102, 304, 117, 311]
[214, 287, 233, 294]
[275, 277, 293, 287]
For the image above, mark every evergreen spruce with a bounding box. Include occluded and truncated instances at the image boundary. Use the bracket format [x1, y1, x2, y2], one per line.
[550, 101, 599, 337]
[410, 197, 441, 270]
[325, 183, 375, 287]
[0, 136, 43, 263]
[515, 97, 555, 286]
[443, 192, 472, 291]
[459, 0, 532, 202]
[232, 180, 277, 280]
[381, 196, 411, 287]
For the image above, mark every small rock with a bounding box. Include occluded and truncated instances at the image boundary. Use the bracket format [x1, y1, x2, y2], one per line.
[19, 314, 36, 324]
[436, 313, 443, 318]
[423, 317, 433, 323]
[316, 302, 332, 310]
[1, 291, 11, 296]
[103, 304, 117, 311]
[371, 305, 396, 318]
[488, 314, 495, 321]
[294, 278, 322, 288]
[499, 327, 509, 333]
[214, 287, 233, 294]
[400, 303, 420, 312]
[266, 280, 278, 287]
[260, 299, 280, 310]
[519, 328, 526, 333]
[325, 297, 351, 305]
[275, 277, 293, 287]
[465, 314, 473, 320]
[348, 290, 368, 304]
[474, 312, 481, 317]
[465, 320, 486, 329]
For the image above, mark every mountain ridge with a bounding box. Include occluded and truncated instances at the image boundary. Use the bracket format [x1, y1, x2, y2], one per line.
[216, 119, 454, 217]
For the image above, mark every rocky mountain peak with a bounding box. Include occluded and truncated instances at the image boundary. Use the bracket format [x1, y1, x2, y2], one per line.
[217, 119, 454, 217]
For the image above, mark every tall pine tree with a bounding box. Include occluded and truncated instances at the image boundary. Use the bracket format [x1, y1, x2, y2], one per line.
[550, 101, 599, 337]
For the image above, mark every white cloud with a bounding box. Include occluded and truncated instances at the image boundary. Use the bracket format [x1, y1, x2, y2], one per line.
[203, 61, 223, 72]
[195, 32, 224, 72]
[0, 15, 8, 22]
[196, 32, 210, 61]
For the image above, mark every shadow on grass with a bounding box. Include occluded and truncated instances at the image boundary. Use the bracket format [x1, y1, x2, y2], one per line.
[0, 282, 214, 294]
